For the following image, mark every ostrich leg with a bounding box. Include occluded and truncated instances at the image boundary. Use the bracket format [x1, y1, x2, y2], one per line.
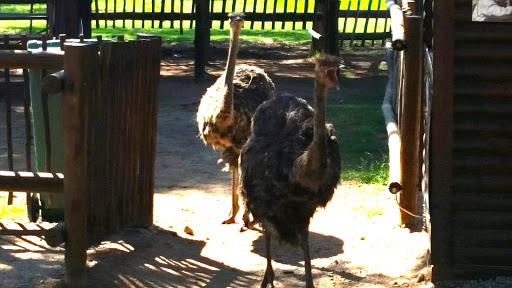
[222, 168, 240, 224]
[261, 231, 275, 288]
[300, 230, 315, 288]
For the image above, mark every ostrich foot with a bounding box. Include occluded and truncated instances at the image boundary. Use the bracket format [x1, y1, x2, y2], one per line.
[261, 268, 275, 288]
[221, 216, 236, 225]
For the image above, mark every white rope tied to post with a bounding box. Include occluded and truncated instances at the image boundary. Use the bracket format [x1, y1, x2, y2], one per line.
[394, 194, 423, 219]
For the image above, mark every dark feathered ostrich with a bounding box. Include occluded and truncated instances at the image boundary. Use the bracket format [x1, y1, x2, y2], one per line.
[196, 13, 275, 224]
[240, 55, 341, 288]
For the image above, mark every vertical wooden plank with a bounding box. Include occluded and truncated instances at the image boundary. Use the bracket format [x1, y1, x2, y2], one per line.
[30, 3, 34, 33]
[114, 0, 117, 28]
[124, 40, 138, 224]
[131, 39, 144, 224]
[326, 0, 339, 55]
[350, 0, 361, 47]
[170, 0, 175, 28]
[194, 0, 209, 80]
[152, 0, 156, 28]
[430, 0, 454, 281]
[292, 0, 297, 30]
[123, 0, 127, 27]
[371, 0, 382, 47]
[271, 0, 277, 30]
[179, 0, 184, 34]
[220, 0, 227, 29]
[133, 0, 136, 28]
[262, 0, 268, 29]
[190, 0, 196, 29]
[110, 41, 124, 228]
[95, 0, 100, 28]
[160, 0, 166, 28]
[142, 0, 146, 28]
[281, 0, 288, 29]
[242, 0, 248, 16]
[210, 0, 215, 28]
[3, 35, 14, 205]
[250, 0, 257, 29]
[105, 0, 109, 28]
[302, 0, 308, 29]
[135, 36, 160, 228]
[21, 35, 32, 174]
[142, 38, 160, 228]
[63, 42, 99, 288]
[361, 0, 372, 47]
[311, 0, 326, 53]
[340, 0, 351, 48]
[99, 42, 114, 233]
[231, 0, 236, 13]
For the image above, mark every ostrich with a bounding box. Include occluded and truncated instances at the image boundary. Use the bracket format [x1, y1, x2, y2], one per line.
[239, 55, 341, 288]
[196, 13, 275, 224]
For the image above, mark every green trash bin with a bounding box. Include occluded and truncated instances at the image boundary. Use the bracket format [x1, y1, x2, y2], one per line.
[27, 38, 108, 222]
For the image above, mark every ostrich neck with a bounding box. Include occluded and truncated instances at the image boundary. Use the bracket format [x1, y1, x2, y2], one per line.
[309, 80, 328, 167]
[313, 81, 328, 146]
[293, 80, 329, 190]
[221, 27, 241, 113]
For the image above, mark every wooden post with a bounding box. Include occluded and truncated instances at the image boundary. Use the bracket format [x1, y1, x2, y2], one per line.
[325, 0, 339, 55]
[3, 35, 14, 205]
[194, 0, 210, 80]
[311, 0, 326, 53]
[399, 15, 422, 226]
[62, 42, 98, 287]
[430, 0, 454, 280]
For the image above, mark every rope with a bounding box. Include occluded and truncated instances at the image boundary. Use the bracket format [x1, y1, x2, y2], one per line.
[394, 194, 423, 219]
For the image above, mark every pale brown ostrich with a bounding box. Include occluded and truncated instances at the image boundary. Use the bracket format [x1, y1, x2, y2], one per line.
[196, 13, 275, 224]
[240, 55, 342, 288]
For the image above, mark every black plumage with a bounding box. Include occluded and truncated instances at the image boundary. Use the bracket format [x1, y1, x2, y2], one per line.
[240, 55, 341, 288]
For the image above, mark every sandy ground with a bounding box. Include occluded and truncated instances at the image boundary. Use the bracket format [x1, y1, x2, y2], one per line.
[0, 43, 432, 287]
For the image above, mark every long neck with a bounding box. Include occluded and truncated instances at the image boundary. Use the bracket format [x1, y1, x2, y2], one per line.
[312, 79, 328, 151]
[301, 78, 329, 173]
[221, 25, 241, 113]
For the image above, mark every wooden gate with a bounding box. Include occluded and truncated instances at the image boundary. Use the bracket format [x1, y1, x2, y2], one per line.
[0, 35, 161, 286]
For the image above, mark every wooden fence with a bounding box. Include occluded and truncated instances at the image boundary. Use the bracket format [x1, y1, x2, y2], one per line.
[0, 34, 161, 286]
[91, 0, 391, 45]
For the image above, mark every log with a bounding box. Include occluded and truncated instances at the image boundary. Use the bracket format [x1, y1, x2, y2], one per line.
[0, 50, 63, 69]
[0, 171, 64, 193]
[42, 70, 65, 94]
[62, 42, 99, 288]
[44, 222, 67, 247]
[399, 15, 423, 226]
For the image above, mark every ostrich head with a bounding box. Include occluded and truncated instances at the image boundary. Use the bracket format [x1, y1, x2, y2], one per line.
[228, 13, 245, 31]
[314, 54, 340, 90]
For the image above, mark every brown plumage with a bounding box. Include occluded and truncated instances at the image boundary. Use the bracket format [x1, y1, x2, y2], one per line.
[240, 55, 342, 288]
[196, 13, 275, 224]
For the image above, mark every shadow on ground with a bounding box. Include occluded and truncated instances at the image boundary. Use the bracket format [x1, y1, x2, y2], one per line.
[85, 227, 260, 288]
[251, 232, 344, 265]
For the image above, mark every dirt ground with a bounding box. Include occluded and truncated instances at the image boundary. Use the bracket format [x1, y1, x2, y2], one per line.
[0, 42, 432, 288]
